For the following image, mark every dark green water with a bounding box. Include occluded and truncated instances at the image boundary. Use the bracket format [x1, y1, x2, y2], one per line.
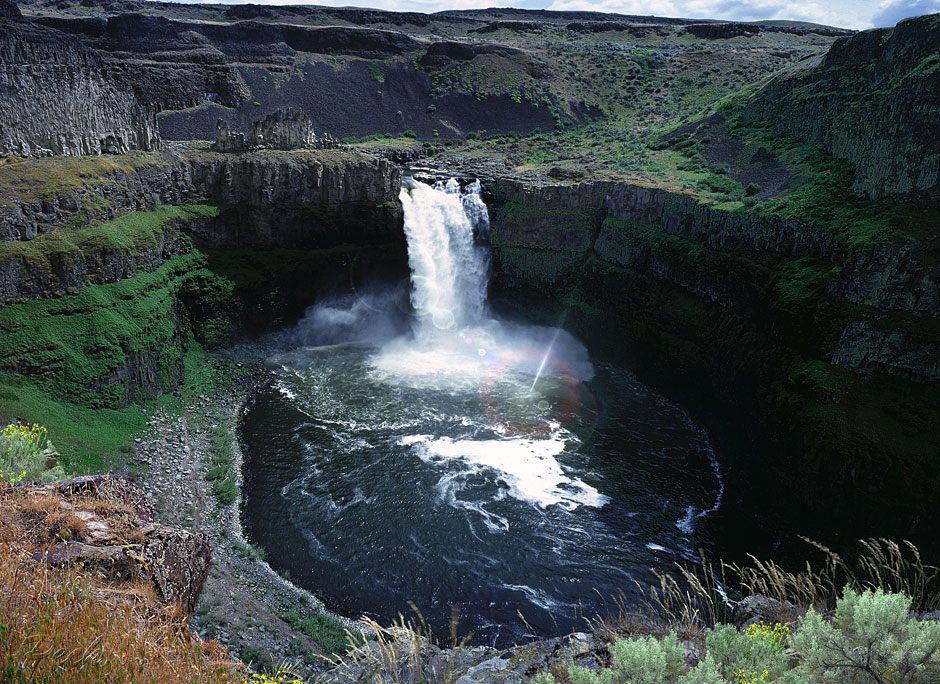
[241, 341, 722, 647]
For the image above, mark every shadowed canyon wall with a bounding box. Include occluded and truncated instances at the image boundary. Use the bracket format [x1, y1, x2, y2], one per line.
[484, 177, 940, 541]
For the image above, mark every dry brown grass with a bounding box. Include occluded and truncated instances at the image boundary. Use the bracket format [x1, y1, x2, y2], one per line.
[589, 538, 940, 643]
[326, 607, 470, 684]
[8, 486, 148, 546]
[44, 510, 89, 541]
[0, 482, 245, 684]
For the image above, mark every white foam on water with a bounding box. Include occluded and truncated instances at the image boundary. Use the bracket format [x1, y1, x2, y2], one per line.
[370, 338, 497, 390]
[503, 583, 570, 611]
[401, 434, 608, 511]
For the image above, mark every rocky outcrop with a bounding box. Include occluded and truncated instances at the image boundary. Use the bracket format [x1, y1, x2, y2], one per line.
[469, 20, 546, 34]
[684, 23, 760, 39]
[743, 14, 940, 198]
[415, 40, 554, 79]
[418, 40, 526, 69]
[182, 147, 400, 221]
[212, 108, 339, 153]
[31, 476, 212, 613]
[758, 24, 853, 37]
[142, 524, 213, 612]
[564, 22, 672, 37]
[56, 12, 420, 63]
[0, 17, 159, 157]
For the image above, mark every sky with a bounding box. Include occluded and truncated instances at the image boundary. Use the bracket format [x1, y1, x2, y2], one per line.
[164, 0, 940, 30]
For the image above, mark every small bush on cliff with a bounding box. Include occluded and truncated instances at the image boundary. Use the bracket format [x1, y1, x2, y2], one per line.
[578, 633, 685, 684]
[0, 421, 57, 483]
[791, 587, 940, 683]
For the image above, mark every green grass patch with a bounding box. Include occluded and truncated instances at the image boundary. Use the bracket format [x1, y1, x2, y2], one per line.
[205, 423, 238, 507]
[0, 344, 215, 474]
[212, 476, 239, 507]
[0, 205, 219, 267]
[279, 609, 366, 655]
[0, 252, 208, 408]
[234, 540, 267, 561]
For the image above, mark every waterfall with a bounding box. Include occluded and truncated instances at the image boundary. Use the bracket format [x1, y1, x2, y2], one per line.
[399, 178, 490, 340]
[380, 174, 592, 388]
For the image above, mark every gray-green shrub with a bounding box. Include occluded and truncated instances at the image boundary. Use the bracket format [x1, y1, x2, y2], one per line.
[542, 634, 686, 684]
[532, 588, 940, 684]
[790, 587, 940, 683]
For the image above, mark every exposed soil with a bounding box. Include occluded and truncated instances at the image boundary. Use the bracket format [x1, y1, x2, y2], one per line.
[661, 113, 794, 199]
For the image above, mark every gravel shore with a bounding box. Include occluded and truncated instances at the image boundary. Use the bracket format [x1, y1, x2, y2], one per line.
[130, 352, 362, 678]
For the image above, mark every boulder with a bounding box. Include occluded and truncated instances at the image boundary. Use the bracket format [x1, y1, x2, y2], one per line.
[141, 525, 212, 612]
[733, 594, 800, 627]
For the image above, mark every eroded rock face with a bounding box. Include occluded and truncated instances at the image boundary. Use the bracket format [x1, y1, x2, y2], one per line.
[33, 476, 211, 613]
[743, 14, 940, 199]
[213, 108, 339, 153]
[142, 525, 212, 612]
[0, 18, 159, 157]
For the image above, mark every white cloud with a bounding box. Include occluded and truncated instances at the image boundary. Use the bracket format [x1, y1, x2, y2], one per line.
[870, 0, 940, 26]
[159, 0, 939, 29]
[545, 0, 880, 28]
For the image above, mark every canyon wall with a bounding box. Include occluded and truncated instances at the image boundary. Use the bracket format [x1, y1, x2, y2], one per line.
[0, 147, 405, 405]
[485, 176, 940, 538]
[743, 14, 940, 199]
[0, 3, 159, 157]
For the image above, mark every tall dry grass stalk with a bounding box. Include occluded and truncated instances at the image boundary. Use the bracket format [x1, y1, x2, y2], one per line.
[591, 538, 940, 641]
[0, 478, 245, 684]
[325, 606, 470, 684]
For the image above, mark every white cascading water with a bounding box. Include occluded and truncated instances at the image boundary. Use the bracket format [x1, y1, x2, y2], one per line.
[398, 178, 490, 340]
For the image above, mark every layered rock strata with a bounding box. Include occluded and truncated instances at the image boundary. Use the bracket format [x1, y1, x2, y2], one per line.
[744, 15, 940, 198]
[0, 8, 159, 157]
